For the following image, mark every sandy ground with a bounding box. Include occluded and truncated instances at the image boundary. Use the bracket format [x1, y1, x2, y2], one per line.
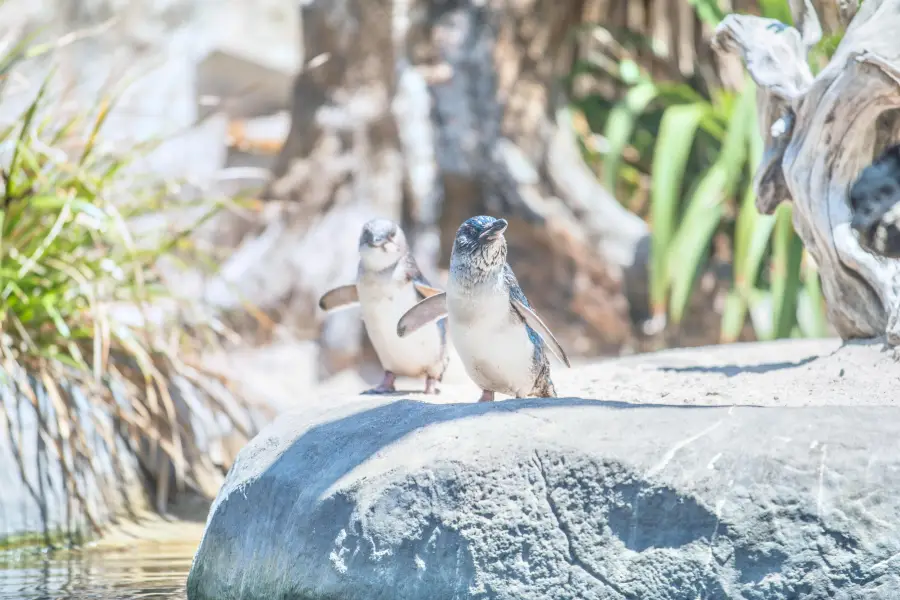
[562, 337, 898, 407]
[206, 336, 900, 411]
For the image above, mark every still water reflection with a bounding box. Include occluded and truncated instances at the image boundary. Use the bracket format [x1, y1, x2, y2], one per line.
[0, 541, 195, 600]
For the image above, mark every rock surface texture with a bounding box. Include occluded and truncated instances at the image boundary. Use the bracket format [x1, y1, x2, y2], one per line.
[187, 339, 900, 599]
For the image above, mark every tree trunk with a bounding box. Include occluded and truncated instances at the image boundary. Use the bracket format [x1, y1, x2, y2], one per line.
[253, 0, 652, 371]
[208, 0, 407, 376]
[711, 0, 900, 343]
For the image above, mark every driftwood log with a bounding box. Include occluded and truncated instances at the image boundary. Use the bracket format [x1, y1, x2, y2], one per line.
[711, 0, 900, 343]
[249, 0, 656, 372]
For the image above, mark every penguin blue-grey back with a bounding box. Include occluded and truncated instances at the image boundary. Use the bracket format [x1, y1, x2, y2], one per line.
[318, 218, 448, 394]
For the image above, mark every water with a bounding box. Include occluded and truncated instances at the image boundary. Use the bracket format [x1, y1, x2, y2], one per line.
[0, 540, 196, 600]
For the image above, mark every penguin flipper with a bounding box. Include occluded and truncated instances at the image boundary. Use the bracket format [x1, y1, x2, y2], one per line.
[510, 298, 571, 368]
[318, 285, 360, 311]
[413, 282, 444, 299]
[397, 293, 448, 338]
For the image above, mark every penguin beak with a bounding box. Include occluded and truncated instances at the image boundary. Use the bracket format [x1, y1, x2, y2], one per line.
[478, 219, 508, 242]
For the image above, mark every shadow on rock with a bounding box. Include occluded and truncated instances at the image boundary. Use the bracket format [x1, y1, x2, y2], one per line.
[659, 354, 819, 377]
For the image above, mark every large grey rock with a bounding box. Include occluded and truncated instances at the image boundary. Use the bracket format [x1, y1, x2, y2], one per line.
[187, 339, 900, 599]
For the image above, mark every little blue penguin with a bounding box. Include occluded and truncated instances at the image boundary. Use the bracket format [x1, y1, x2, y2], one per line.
[318, 218, 448, 394]
[396, 215, 570, 402]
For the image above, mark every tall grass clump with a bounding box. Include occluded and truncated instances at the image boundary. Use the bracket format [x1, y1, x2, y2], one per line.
[0, 63, 258, 542]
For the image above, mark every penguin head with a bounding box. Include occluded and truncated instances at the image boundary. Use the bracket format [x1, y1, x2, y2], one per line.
[452, 215, 508, 272]
[359, 218, 408, 271]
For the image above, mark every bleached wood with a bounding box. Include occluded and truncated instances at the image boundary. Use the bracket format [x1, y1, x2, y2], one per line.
[712, 0, 900, 342]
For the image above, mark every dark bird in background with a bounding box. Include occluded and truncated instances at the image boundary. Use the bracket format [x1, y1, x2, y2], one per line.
[850, 143, 900, 259]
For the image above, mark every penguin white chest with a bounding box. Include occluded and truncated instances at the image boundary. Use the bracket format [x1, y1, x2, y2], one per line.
[357, 278, 443, 377]
[447, 282, 537, 396]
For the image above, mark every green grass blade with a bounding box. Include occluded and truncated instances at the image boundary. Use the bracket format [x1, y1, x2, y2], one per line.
[733, 185, 759, 290]
[758, 0, 793, 23]
[29, 195, 109, 222]
[722, 188, 756, 344]
[720, 289, 747, 343]
[603, 81, 657, 191]
[799, 253, 829, 337]
[667, 78, 755, 328]
[0, 27, 45, 78]
[667, 164, 729, 325]
[718, 80, 762, 340]
[649, 102, 708, 317]
[42, 297, 72, 338]
[748, 289, 774, 340]
[740, 100, 775, 306]
[80, 98, 116, 167]
[654, 82, 707, 105]
[5, 70, 53, 201]
[717, 83, 755, 189]
[726, 199, 775, 342]
[770, 203, 805, 338]
[745, 215, 776, 292]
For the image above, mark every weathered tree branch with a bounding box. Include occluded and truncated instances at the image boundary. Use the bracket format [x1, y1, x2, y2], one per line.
[788, 0, 823, 51]
[712, 13, 816, 215]
[712, 0, 900, 342]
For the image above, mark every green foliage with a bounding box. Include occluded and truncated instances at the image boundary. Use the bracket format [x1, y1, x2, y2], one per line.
[644, 76, 763, 334]
[647, 102, 705, 316]
[0, 39, 244, 532]
[581, 0, 843, 342]
[0, 77, 217, 363]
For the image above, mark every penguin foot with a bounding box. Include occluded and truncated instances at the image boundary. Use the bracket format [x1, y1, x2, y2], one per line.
[424, 376, 441, 395]
[364, 371, 396, 395]
[477, 390, 495, 403]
